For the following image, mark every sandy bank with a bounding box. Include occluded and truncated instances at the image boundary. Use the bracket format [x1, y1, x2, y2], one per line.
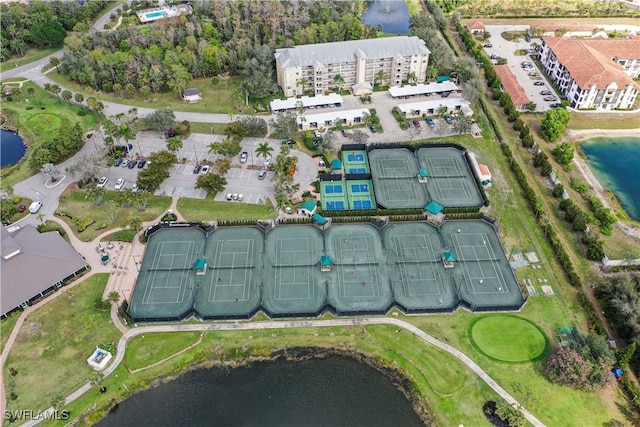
[566, 128, 640, 142]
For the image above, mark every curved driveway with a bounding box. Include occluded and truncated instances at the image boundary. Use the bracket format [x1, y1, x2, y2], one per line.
[25, 318, 545, 427]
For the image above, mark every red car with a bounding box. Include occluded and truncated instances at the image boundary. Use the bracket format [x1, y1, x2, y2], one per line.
[18, 204, 26, 213]
[413, 120, 421, 128]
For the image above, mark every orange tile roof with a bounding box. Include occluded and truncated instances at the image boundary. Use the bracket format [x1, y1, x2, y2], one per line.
[543, 38, 639, 90]
[467, 20, 485, 30]
[493, 65, 529, 105]
[579, 38, 640, 61]
[479, 164, 491, 177]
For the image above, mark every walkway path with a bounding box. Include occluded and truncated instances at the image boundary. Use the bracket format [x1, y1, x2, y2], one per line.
[22, 318, 545, 427]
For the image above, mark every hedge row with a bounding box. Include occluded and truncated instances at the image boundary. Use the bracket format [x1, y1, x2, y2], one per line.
[55, 210, 95, 233]
[321, 208, 424, 218]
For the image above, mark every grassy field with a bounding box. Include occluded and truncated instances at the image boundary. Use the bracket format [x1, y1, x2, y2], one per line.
[46, 72, 254, 115]
[123, 332, 202, 371]
[176, 198, 277, 222]
[4, 196, 32, 224]
[405, 0, 423, 16]
[0, 312, 21, 353]
[3, 274, 121, 415]
[57, 185, 171, 241]
[470, 315, 548, 362]
[0, 82, 99, 188]
[0, 47, 61, 73]
[568, 111, 640, 130]
[189, 122, 228, 135]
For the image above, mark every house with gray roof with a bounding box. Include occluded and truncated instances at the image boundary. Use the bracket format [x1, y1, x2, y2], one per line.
[275, 36, 430, 97]
[1, 225, 89, 318]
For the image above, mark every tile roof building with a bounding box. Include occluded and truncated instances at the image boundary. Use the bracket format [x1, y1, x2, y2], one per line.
[275, 37, 430, 98]
[1, 225, 89, 318]
[493, 65, 530, 108]
[539, 37, 640, 110]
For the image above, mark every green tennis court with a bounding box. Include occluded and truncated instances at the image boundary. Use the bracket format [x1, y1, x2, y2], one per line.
[368, 148, 429, 209]
[416, 147, 484, 208]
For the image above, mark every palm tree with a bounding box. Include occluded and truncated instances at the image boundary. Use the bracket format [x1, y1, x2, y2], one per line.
[255, 142, 274, 162]
[50, 84, 62, 103]
[374, 70, 388, 87]
[333, 74, 345, 93]
[26, 87, 35, 98]
[74, 92, 84, 104]
[166, 136, 183, 152]
[297, 77, 308, 95]
[61, 90, 73, 104]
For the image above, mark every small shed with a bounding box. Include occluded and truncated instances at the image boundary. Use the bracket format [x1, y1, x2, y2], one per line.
[194, 258, 207, 276]
[436, 76, 451, 83]
[321, 255, 332, 272]
[467, 20, 485, 34]
[312, 213, 328, 225]
[352, 82, 373, 96]
[87, 347, 112, 370]
[298, 200, 317, 217]
[331, 159, 342, 171]
[418, 168, 429, 183]
[442, 251, 456, 268]
[425, 201, 444, 215]
[182, 88, 202, 103]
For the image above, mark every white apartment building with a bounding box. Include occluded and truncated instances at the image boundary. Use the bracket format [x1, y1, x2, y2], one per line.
[275, 37, 430, 98]
[539, 37, 640, 110]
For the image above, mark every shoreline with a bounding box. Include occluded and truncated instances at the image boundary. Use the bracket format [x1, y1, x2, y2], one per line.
[565, 128, 640, 142]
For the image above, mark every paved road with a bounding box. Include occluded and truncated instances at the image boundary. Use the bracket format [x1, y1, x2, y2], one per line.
[23, 317, 545, 427]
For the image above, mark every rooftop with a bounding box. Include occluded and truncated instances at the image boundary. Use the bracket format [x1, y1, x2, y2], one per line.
[467, 20, 485, 30]
[493, 65, 530, 105]
[388, 81, 458, 97]
[275, 36, 430, 68]
[395, 97, 470, 114]
[270, 94, 343, 111]
[297, 108, 370, 126]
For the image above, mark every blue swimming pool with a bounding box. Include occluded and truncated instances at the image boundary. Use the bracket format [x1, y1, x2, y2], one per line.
[145, 11, 167, 19]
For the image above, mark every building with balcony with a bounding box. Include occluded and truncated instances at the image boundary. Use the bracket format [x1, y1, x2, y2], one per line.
[539, 37, 640, 110]
[275, 37, 430, 98]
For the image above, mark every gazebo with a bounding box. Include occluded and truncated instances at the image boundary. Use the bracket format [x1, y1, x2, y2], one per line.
[418, 168, 429, 183]
[298, 200, 318, 217]
[425, 201, 444, 223]
[194, 258, 207, 276]
[442, 251, 455, 268]
[331, 159, 342, 171]
[321, 255, 332, 272]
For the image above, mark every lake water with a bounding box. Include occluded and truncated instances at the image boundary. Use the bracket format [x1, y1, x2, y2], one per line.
[361, 0, 411, 34]
[97, 355, 425, 427]
[581, 136, 640, 221]
[0, 129, 26, 168]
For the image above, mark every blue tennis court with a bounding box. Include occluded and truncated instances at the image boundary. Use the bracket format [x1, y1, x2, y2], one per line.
[324, 184, 344, 194]
[349, 168, 367, 174]
[352, 200, 373, 209]
[326, 201, 346, 210]
[351, 184, 370, 193]
[347, 154, 365, 162]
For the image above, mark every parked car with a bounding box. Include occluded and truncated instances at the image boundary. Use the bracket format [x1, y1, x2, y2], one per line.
[97, 176, 108, 188]
[121, 159, 130, 168]
[18, 204, 26, 213]
[534, 81, 545, 86]
[340, 129, 349, 137]
[114, 157, 123, 167]
[200, 165, 210, 175]
[238, 194, 244, 201]
[483, 43, 493, 48]
[413, 120, 421, 128]
[114, 178, 125, 190]
[128, 160, 137, 169]
[549, 103, 562, 108]
[240, 151, 248, 164]
[369, 125, 377, 133]
[28, 201, 42, 214]
[525, 35, 531, 42]
[444, 114, 453, 124]
[226, 193, 233, 201]
[540, 90, 552, 95]
[137, 159, 147, 168]
[544, 96, 557, 102]
[193, 164, 202, 174]
[407, 120, 414, 128]
[263, 156, 272, 167]
[258, 170, 267, 180]
[426, 117, 435, 128]
[232, 193, 239, 200]
[528, 71, 539, 77]
[131, 183, 139, 192]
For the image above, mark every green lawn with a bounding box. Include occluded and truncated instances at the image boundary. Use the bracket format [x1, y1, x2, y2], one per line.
[3, 274, 121, 415]
[124, 332, 202, 370]
[189, 122, 228, 135]
[0, 312, 21, 354]
[4, 196, 32, 224]
[0, 82, 98, 189]
[57, 186, 171, 242]
[177, 198, 277, 222]
[568, 110, 640, 130]
[470, 315, 548, 362]
[46, 71, 254, 115]
[0, 47, 61, 73]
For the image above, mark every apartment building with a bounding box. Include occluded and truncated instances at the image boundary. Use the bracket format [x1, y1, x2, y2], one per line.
[539, 37, 640, 110]
[275, 37, 430, 98]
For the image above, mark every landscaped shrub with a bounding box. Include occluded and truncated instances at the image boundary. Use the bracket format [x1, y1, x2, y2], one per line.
[112, 229, 137, 242]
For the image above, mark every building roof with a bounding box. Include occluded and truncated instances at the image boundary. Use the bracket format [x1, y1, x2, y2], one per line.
[479, 164, 491, 178]
[493, 65, 529, 105]
[194, 259, 206, 270]
[443, 251, 456, 262]
[467, 20, 485, 30]
[542, 37, 639, 90]
[297, 108, 370, 126]
[312, 213, 328, 225]
[395, 97, 470, 114]
[301, 200, 317, 212]
[425, 201, 444, 215]
[270, 94, 343, 111]
[182, 88, 201, 96]
[388, 81, 458, 97]
[275, 36, 430, 69]
[1, 225, 88, 316]
[352, 82, 373, 95]
[575, 38, 640, 61]
[321, 255, 332, 266]
[331, 159, 342, 169]
[419, 168, 429, 178]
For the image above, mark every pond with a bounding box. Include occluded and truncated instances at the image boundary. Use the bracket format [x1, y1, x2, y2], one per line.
[97, 355, 425, 427]
[0, 129, 26, 168]
[361, 0, 411, 34]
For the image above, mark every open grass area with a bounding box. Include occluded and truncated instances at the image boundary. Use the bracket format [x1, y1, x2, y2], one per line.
[0, 312, 21, 354]
[470, 315, 548, 362]
[176, 197, 277, 222]
[568, 110, 640, 130]
[405, 0, 423, 16]
[123, 332, 202, 371]
[0, 47, 61, 73]
[4, 196, 32, 224]
[57, 185, 171, 242]
[0, 81, 98, 188]
[3, 274, 121, 415]
[188, 122, 227, 135]
[46, 71, 254, 115]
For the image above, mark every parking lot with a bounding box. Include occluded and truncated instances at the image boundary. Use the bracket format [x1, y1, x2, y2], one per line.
[484, 25, 557, 112]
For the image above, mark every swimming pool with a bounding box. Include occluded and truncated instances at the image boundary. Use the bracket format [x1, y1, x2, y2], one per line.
[145, 11, 167, 19]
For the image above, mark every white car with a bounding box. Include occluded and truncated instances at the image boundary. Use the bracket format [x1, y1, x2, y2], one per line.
[97, 176, 108, 188]
[121, 159, 129, 168]
[263, 156, 272, 167]
[114, 178, 125, 190]
[226, 193, 233, 201]
[131, 183, 139, 192]
[200, 165, 210, 175]
[238, 193, 244, 201]
[233, 193, 239, 200]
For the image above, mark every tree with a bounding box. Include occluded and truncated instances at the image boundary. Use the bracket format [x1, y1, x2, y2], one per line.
[65, 154, 107, 184]
[74, 92, 84, 104]
[208, 138, 242, 159]
[84, 186, 106, 206]
[617, 342, 637, 368]
[90, 371, 106, 393]
[0, 199, 18, 223]
[552, 142, 574, 167]
[166, 136, 183, 152]
[318, 131, 335, 155]
[255, 142, 274, 162]
[212, 158, 231, 175]
[49, 56, 61, 71]
[237, 116, 267, 137]
[144, 109, 176, 132]
[147, 150, 178, 169]
[540, 108, 570, 142]
[116, 188, 135, 208]
[131, 190, 150, 212]
[275, 193, 289, 210]
[196, 173, 227, 196]
[40, 163, 60, 182]
[452, 115, 473, 135]
[239, 44, 277, 99]
[107, 291, 120, 305]
[333, 74, 345, 92]
[269, 111, 299, 140]
[104, 201, 119, 224]
[546, 347, 591, 389]
[350, 130, 370, 144]
[374, 70, 388, 87]
[61, 90, 73, 104]
[26, 86, 36, 99]
[50, 394, 66, 411]
[128, 216, 142, 232]
[137, 167, 170, 192]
